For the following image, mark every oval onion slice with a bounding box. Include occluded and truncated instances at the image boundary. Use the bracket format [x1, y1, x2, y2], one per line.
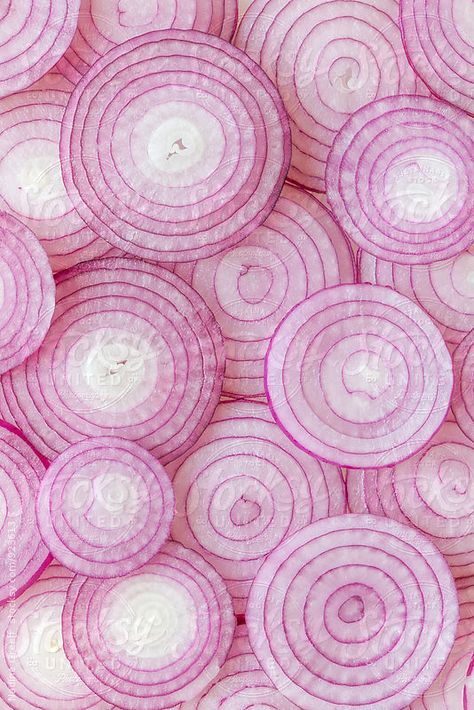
[265, 283, 453, 467]
[247, 515, 458, 710]
[60, 30, 290, 262]
[0, 257, 224, 463]
[62, 542, 235, 709]
[168, 400, 346, 614]
[453, 330, 474, 444]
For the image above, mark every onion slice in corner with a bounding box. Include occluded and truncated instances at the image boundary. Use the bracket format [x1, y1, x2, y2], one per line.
[453, 330, 474, 444]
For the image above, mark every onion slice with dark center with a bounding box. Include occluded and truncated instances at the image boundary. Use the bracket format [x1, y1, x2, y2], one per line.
[453, 330, 474, 444]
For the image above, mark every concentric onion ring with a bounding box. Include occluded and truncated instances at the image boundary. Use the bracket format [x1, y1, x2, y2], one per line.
[265, 283, 453, 467]
[168, 400, 346, 614]
[60, 30, 290, 262]
[326, 95, 473, 265]
[453, 330, 474, 444]
[246, 514, 458, 710]
[235, 0, 421, 192]
[176, 184, 355, 398]
[62, 542, 235, 709]
[0, 257, 224, 463]
[37, 436, 174, 578]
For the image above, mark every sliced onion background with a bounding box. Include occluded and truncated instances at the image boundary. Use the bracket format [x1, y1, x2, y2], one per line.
[265, 283, 453, 467]
[235, 0, 422, 192]
[37, 436, 174, 578]
[0, 258, 224, 463]
[168, 400, 346, 614]
[326, 95, 473, 265]
[60, 30, 290, 262]
[453, 330, 474, 444]
[400, 0, 473, 115]
[176, 184, 355, 398]
[63, 542, 235, 709]
[247, 515, 458, 710]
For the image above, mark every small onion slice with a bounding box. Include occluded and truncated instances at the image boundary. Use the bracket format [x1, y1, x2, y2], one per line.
[453, 330, 474, 444]
[0, 257, 224, 463]
[265, 283, 453, 468]
[37, 436, 174, 578]
[62, 542, 235, 709]
[168, 400, 346, 614]
[60, 30, 290, 262]
[247, 514, 458, 710]
[175, 184, 355, 398]
[326, 95, 473, 265]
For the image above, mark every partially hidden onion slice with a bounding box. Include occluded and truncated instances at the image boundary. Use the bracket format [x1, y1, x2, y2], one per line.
[400, 0, 474, 115]
[62, 542, 235, 709]
[0, 212, 55, 374]
[246, 514, 458, 710]
[0, 1, 80, 99]
[326, 95, 473, 265]
[234, 0, 422, 192]
[57, 0, 238, 83]
[0, 257, 224, 463]
[37, 436, 174, 578]
[347, 420, 474, 578]
[453, 330, 474, 444]
[265, 283, 453, 468]
[168, 400, 346, 614]
[60, 30, 290, 262]
[175, 184, 355, 398]
[0, 562, 110, 709]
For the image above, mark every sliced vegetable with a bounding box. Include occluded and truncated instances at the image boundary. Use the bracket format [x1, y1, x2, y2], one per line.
[453, 330, 474, 444]
[247, 515, 458, 710]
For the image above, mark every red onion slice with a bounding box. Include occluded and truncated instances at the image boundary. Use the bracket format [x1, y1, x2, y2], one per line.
[0, 257, 224, 463]
[265, 283, 453, 467]
[327, 95, 473, 265]
[168, 400, 346, 614]
[235, 0, 421, 192]
[37, 436, 174, 578]
[62, 542, 235, 709]
[60, 30, 290, 263]
[176, 184, 354, 398]
[453, 330, 474, 444]
[247, 514, 458, 710]
[400, 0, 474, 115]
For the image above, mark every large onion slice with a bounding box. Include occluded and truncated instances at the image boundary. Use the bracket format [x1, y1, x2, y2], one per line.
[63, 542, 235, 709]
[453, 330, 474, 444]
[327, 95, 473, 265]
[347, 421, 474, 578]
[176, 184, 354, 398]
[60, 30, 290, 262]
[168, 400, 346, 614]
[234, 0, 421, 192]
[37, 436, 174, 578]
[0, 258, 224, 463]
[400, 0, 474, 115]
[265, 284, 453, 467]
[247, 515, 458, 710]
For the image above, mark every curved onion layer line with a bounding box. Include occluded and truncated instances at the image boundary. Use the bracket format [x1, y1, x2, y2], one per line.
[247, 514, 458, 710]
[176, 184, 355, 398]
[326, 95, 473, 265]
[0, 257, 224, 463]
[60, 30, 290, 263]
[168, 400, 346, 614]
[453, 330, 474, 444]
[235, 0, 421, 192]
[62, 542, 235, 710]
[37, 436, 174, 578]
[265, 283, 453, 468]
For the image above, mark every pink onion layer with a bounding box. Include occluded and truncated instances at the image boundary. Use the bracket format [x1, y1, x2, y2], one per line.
[62, 542, 235, 709]
[453, 331, 474, 444]
[37, 436, 174, 578]
[326, 95, 473, 265]
[60, 30, 290, 263]
[0, 257, 224, 463]
[168, 400, 346, 614]
[247, 514, 458, 710]
[265, 283, 453, 468]
[176, 184, 354, 398]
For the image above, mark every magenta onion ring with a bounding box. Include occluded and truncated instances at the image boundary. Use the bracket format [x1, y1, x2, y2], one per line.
[60, 30, 290, 263]
[175, 184, 354, 398]
[453, 330, 474, 444]
[168, 400, 346, 614]
[246, 514, 458, 710]
[0, 257, 224, 463]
